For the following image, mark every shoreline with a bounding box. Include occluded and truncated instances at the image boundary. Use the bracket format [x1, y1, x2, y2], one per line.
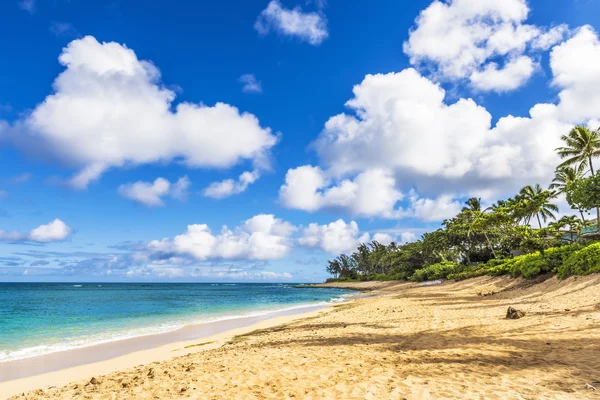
[8, 275, 600, 399]
[0, 300, 354, 399]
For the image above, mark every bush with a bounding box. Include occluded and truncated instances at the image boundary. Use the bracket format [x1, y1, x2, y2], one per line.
[325, 277, 360, 283]
[410, 262, 463, 282]
[543, 244, 583, 271]
[557, 242, 600, 278]
[448, 268, 487, 281]
[476, 244, 584, 279]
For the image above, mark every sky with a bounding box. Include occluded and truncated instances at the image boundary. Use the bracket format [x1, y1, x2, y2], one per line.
[1, 0, 600, 282]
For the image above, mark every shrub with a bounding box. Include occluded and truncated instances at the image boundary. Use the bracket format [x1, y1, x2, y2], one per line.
[543, 244, 583, 271]
[325, 277, 360, 283]
[479, 244, 583, 279]
[448, 268, 487, 281]
[510, 253, 548, 278]
[410, 262, 463, 282]
[557, 242, 600, 278]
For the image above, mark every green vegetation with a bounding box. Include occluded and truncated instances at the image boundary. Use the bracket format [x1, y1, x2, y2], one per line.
[325, 125, 600, 283]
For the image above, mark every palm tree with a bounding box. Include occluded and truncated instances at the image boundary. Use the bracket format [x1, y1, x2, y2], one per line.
[462, 197, 482, 212]
[556, 126, 600, 175]
[519, 184, 559, 229]
[550, 166, 586, 221]
[550, 166, 585, 193]
[556, 126, 600, 228]
[553, 215, 582, 243]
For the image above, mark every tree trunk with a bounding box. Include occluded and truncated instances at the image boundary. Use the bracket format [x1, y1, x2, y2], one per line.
[483, 232, 498, 258]
[580, 210, 586, 221]
[589, 156, 595, 176]
[537, 214, 543, 229]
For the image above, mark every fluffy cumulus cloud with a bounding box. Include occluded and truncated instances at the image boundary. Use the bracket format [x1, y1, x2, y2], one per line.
[279, 166, 403, 218]
[11, 36, 277, 188]
[148, 214, 296, 261]
[408, 191, 463, 222]
[312, 65, 570, 198]
[204, 170, 260, 199]
[0, 219, 71, 243]
[118, 176, 190, 207]
[282, 25, 600, 221]
[469, 55, 536, 92]
[255, 0, 328, 45]
[299, 219, 370, 254]
[403, 0, 569, 92]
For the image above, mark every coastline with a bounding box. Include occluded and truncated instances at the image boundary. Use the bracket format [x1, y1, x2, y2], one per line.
[10, 275, 600, 399]
[0, 301, 351, 399]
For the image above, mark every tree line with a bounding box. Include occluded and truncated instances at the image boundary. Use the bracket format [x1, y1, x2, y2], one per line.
[326, 126, 600, 281]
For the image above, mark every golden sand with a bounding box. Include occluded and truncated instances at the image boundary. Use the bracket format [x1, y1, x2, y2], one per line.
[7, 275, 600, 399]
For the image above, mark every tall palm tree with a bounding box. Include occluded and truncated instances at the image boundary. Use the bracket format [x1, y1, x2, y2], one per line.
[556, 126, 600, 175]
[519, 184, 559, 229]
[550, 166, 586, 221]
[556, 126, 600, 228]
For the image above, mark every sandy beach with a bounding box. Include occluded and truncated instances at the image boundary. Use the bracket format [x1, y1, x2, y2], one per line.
[5, 275, 600, 399]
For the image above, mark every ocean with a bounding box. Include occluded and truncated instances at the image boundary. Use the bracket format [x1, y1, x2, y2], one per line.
[0, 283, 352, 363]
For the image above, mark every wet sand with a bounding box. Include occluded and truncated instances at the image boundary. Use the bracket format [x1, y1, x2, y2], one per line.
[6, 275, 600, 399]
[0, 305, 332, 399]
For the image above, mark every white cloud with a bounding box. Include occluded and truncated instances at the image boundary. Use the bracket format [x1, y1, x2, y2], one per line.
[190, 266, 293, 281]
[0, 219, 72, 243]
[148, 214, 295, 261]
[239, 74, 263, 94]
[49, 22, 78, 37]
[315, 69, 492, 181]
[310, 66, 580, 202]
[399, 232, 418, 243]
[532, 25, 570, 51]
[18, 0, 34, 13]
[12, 36, 277, 188]
[299, 219, 370, 254]
[171, 176, 191, 201]
[371, 233, 394, 245]
[204, 170, 260, 199]
[409, 192, 463, 222]
[470, 55, 536, 92]
[279, 166, 403, 218]
[287, 26, 600, 220]
[255, 0, 328, 45]
[403, 0, 569, 92]
[118, 176, 190, 207]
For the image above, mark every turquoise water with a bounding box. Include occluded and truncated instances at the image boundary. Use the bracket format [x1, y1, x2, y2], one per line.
[0, 283, 352, 362]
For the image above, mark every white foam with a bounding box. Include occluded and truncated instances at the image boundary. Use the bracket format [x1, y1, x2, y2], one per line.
[0, 292, 354, 363]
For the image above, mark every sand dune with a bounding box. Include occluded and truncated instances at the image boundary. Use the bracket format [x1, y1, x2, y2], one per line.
[8, 275, 600, 399]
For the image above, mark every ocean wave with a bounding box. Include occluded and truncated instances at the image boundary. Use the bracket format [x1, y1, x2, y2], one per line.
[0, 294, 353, 363]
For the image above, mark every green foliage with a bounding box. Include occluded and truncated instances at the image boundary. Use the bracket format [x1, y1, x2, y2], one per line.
[557, 242, 600, 278]
[454, 244, 584, 279]
[447, 268, 487, 281]
[325, 277, 360, 283]
[410, 262, 463, 282]
[566, 174, 600, 214]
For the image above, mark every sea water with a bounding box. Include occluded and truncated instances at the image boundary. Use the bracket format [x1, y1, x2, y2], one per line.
[0, 283, 352, 362]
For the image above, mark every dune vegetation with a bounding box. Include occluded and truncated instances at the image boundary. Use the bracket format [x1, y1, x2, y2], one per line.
[326, 126, 600, 283]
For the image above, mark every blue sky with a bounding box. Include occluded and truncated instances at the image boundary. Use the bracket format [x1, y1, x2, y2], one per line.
[1, 0, 600, 282]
